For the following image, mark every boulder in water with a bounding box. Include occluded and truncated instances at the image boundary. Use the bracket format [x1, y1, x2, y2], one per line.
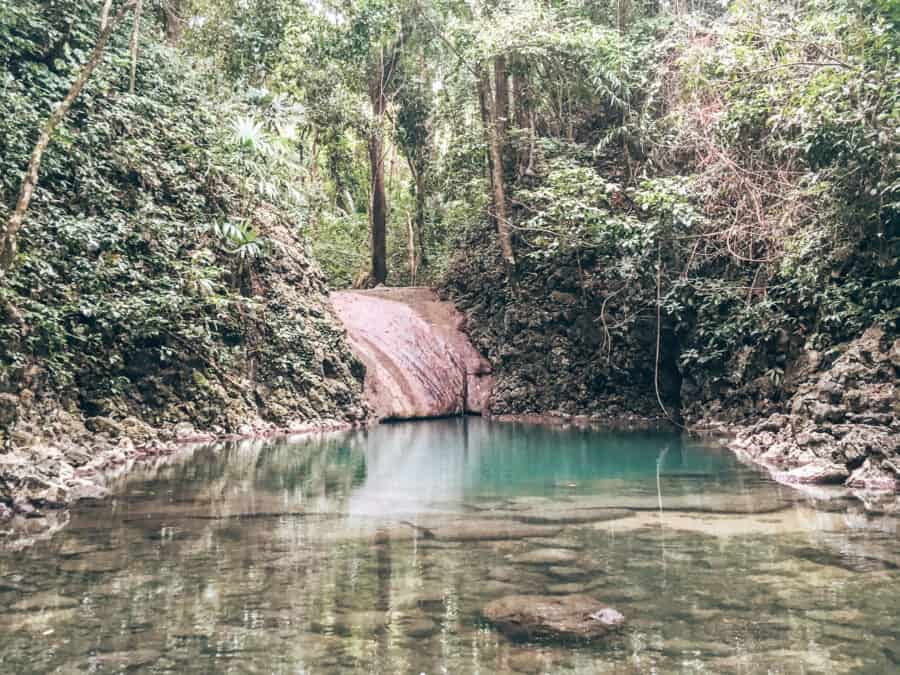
[510, 548, 580, 565]
[482, 594, 624, 641]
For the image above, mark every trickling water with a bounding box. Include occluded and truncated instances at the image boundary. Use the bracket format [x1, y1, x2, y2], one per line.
[1, 418, 898, 673]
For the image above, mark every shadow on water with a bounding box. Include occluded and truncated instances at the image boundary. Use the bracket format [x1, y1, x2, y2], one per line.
[0, 417, 898, 673]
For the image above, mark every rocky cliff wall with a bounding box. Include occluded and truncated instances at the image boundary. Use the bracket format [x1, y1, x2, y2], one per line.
[0, 216, 366, 521]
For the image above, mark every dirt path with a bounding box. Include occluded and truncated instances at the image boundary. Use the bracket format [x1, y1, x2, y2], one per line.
[331, 287, 493, 421]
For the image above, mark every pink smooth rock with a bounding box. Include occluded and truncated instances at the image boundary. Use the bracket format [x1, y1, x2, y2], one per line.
[331, 287, 493, 420]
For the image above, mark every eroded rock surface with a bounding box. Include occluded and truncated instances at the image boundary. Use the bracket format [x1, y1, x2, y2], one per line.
[331, 287, 494, 420]
[483, 594, 625, 641]
[731, 327, 899, 490]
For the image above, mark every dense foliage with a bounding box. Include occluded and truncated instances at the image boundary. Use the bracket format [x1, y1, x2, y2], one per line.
[438, 0, 899, 420]
[0, 0, 363, 431]
[1, 0, 896, 431]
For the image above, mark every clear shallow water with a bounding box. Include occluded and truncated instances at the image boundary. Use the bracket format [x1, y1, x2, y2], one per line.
[1, 418, 899, 674]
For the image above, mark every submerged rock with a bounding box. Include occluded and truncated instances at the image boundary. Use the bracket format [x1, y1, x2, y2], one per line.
[487, 566, 520, 583]
[515, 507, 634, 525]
[430, 520, 561, 542]
[545, 565, 588, 580]
[335, 610, 390, 634]
[545, 581, 597, 595]
[483, 594, 625, 641]
[10, 591, 80, 613]
[482, 580, 522, 596]
[82, 649, 162, 671]
[405, 616, 438, 638]
[775, 461, 850, 485]
[511, 548, 580, 565]
[528, 536, 584, 550]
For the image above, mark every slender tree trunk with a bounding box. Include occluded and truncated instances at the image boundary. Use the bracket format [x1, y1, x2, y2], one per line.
[512, 70, 527, 130]
[407, 212, 417, 285]
[1, 1, 136, 272]
[367, 48, 388, 286]
[526, 112, 536, 176]
[308, 129, 319, 184]
[493, 55, 509, 133]
[477, 69, 495, 228]
[129, 0, 143, 94]
[405, 156, 428, 272]
[480, 65, 515, 272]
[100, 0, 114, 32]
[511, 66, 529, 176]
[162, 0, 185, 45]
[413, 166, 427, 269]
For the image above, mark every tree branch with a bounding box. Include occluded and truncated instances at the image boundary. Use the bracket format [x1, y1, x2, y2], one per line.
[0, 0, 137, 272]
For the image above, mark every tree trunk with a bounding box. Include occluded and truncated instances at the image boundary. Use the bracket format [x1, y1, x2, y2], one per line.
[1, 1, 136, 272]
[407, 212, 418, 285]
[477, 69, 495, 225]
[162, 0, 185, 45]
[493, 55, 509, 133]
[480, 65, 515, 272]
[367, 48, 388, 286]
[308, 129, 319, 184]
[512, 71, 528, 129]
[511, 66, 529, 176]
[100, 0, 114, 32]
[405, 156, 428, 273]
[413, 166, 427, 269]
[493, 55, 515, 177]
[129, 0, 143, 94]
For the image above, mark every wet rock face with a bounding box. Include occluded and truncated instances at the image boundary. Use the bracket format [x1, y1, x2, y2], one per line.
[331, 288, 494, 420]
[442, 236, 678, 426]
[482, 594, 625, 642]
[730, 327, 899, 490]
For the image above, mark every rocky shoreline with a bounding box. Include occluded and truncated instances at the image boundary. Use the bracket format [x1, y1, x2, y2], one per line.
[723, 327, 899, 494]
[0, 415, 361, 546]
[3, 320, 897, 548]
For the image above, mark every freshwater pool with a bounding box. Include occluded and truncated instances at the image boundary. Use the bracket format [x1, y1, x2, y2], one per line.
[1, 418, 898, 673]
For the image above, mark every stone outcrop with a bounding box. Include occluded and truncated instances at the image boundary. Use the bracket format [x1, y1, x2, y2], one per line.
[482, 594, 625, 641]
[442, 230, 679, 428]
[331, 287, 493, 421]
[731, 327, 899, 490]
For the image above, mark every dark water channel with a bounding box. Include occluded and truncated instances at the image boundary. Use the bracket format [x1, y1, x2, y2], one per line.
[1, 418, 899, 673]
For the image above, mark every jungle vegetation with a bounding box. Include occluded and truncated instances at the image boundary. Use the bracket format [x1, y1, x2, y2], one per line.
[0, 0, 897, 412]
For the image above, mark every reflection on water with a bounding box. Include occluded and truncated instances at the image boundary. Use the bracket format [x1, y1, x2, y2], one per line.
[1, 418, 898, 673]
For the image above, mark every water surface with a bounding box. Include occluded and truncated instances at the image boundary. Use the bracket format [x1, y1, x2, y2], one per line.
[1, 418, 898, 673]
